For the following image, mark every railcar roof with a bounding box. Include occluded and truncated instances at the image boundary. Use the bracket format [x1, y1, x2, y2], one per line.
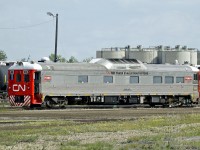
[39, 58, 147, 71]
[39, 62, 106, 71]
[145, 64, 198, 72]
[8, 59, 199, 73]
[90, 58, 147, 70]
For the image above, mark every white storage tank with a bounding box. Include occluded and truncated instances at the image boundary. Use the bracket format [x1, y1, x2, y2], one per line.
[190, 50, 197, 66]
[96, 45, 198, 65]
[160, 51, 191, 65]
[96, 48, 125, 59]
[197, 51, 200, 65]
[125, 50, 158, 63]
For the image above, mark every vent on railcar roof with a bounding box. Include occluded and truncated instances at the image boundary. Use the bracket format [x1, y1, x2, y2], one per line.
[108, 59, 139, 64]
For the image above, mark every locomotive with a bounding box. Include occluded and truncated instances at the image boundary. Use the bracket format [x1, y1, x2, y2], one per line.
[7, 58, 200, 107]
[0, 62, 14, 99]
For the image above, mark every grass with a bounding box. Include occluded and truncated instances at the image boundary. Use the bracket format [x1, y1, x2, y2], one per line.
[60, 141, 113, 150]
[0, 114, 200, 149]
[0, 100, 10, 112]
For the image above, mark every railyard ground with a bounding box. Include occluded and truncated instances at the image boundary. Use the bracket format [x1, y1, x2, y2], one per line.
[0, 101, 200, 150]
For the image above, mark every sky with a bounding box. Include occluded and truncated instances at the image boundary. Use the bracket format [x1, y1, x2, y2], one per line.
[0, 0, 200, 61]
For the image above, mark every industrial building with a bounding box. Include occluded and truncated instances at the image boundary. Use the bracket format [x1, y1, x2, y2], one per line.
[96, 45, 199, 65]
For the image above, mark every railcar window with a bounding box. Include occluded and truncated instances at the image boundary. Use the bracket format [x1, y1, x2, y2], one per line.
[176, 77, 184, 83]
[78, 75, 88, 83]
[24, 74, 29, 82]
[193, 74, 198, 81]
[34, 73, 40, 80]
[130, 76, 139, 84]
[9, 73, 14, 81]
[165, 76, 174, 84]
[16, 73, 21, 82]
[34, 72, 41, 94]
[104, 76, 113, 83]
[153, 76, 162, 84]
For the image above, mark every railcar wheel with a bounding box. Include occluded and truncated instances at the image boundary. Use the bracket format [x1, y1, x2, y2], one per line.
[43, 96, 52, 108]
[46, 101, 53, 108]
[59, 99, 68, 108]
[119, 98, 127, 104]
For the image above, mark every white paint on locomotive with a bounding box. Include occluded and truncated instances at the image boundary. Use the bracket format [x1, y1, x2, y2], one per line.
[9, 61, 42, 71]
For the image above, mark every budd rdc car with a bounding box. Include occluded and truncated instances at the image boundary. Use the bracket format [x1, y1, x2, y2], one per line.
[7, 59, 200, 108]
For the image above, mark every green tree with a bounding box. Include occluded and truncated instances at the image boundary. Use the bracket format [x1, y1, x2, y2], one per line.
[0, 50, 7, 61]
[49, 53, 55, 61]
[67, 56, 78, 63]
[48, 53, 95, 63]
[49, 53, 67, 62]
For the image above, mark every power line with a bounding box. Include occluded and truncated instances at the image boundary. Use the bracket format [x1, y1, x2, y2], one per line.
[0, 19, 54, 30]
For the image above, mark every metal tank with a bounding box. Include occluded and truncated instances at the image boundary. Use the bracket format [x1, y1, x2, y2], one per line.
[197, 51, 200, 65]
[96, 48, 125, 59]
[125, 49, 158, 63]
[190, 50, 197, 66]
[160, 51, 190, 65]
[182, 46, 197, 66]
[96, 45, 198, 65]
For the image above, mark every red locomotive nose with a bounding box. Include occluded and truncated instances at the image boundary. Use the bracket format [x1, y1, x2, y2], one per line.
[8, 62, 42, 107]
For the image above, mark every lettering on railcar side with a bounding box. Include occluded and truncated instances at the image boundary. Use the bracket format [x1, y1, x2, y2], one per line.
[13, 84, 26, 92]
[110, 71, 148, 75]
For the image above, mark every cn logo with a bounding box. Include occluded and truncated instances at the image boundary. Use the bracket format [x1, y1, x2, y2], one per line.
[13, 84, 26, 92]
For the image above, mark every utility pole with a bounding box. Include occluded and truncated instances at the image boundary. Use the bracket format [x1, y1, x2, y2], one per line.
[47, 12, 58, 62]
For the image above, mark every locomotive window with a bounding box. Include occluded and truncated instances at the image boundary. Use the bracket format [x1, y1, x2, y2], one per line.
[9, 73, 14, 81]
[104, 76, 113, 83]
[16, 73, 21, 82]
[130, 76, 139, 84]
[165, 76, 174, 84]
[23, 70, 29, 74]
[176, 77, 184, 83]
[24, 74, 30, 82]
[153, 76, 162, 84]
[78, 75, 88, 83]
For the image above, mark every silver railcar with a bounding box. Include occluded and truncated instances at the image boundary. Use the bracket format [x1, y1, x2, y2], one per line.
[38, 58, 199, 107]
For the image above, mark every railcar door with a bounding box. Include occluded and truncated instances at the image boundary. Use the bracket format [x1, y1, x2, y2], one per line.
[198, 71, 200, 100]
[34, 71, 41, 94]
[33, 71, 42, 105]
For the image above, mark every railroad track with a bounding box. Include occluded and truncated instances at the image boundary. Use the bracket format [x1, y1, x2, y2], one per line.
[1, 106, 200, 122]
[1, 104, 200, 110]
